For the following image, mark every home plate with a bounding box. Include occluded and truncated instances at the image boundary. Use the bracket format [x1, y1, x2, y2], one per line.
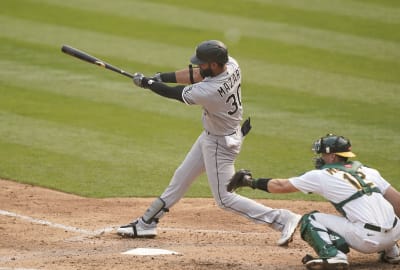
[122, 248, 180, 256]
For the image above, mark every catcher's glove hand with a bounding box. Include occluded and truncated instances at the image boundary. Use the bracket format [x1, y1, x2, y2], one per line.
[227, 169, 254, 192]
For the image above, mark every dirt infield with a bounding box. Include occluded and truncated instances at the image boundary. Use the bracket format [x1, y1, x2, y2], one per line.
[0, 179, 397, 270]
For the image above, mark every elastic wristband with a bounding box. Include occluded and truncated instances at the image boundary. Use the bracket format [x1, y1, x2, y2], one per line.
[256, 178, 272, 192]
[141, 77, 150, 88]
[160, 72, 177, 83]
[189, 64, 194, 84]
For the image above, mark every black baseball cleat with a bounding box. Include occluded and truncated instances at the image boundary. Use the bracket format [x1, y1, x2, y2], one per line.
[117, 219, 157, 238]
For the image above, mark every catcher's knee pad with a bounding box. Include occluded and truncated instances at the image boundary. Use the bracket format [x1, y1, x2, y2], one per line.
[327, 229, 350, 254]
[300, 211, 340, 258]
[142, 197, 169, 224]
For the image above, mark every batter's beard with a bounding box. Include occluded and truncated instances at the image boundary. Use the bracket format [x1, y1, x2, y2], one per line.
[200, 67, 213, 77]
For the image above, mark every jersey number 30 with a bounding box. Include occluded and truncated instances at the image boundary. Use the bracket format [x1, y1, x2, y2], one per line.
[226, 84, 242, 115]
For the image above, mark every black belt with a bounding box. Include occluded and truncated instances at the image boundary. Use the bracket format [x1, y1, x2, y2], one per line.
[205, 130, 237, 136]
[364, 217, 398, 232]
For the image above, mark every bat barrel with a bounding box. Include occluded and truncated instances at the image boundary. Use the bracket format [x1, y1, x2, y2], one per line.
[61, 45, 99, 64]
[61, 45, 135, 79]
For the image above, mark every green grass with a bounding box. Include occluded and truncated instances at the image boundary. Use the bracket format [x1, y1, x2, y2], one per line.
[0, 0, 399, 200]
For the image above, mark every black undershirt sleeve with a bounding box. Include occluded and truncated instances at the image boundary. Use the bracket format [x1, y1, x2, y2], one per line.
[159, 72, 177, 83]
[146, 80, 185, 102]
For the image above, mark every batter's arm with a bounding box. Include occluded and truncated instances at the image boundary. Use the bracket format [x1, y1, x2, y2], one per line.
[147, 81, 185, 102]
[156, 66, 203, 85]
[383, 186, 400, 217]
[175, 66, 203, 84]
[132, 73, 185, 102]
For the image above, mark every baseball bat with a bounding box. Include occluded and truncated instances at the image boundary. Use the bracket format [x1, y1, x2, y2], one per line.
[61, 45, 134, 79]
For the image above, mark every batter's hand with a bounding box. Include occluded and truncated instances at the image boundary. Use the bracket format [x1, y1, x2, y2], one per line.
[133, 72, 151, 88]
[150, 72, 162, 82]
[227, 169, 254, 192]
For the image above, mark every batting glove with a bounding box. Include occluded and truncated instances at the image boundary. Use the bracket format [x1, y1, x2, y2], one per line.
[133, 72, 152, 88]
[150, 72, 162, 82]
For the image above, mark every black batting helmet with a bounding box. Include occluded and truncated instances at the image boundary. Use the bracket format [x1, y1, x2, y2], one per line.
[190, 40, 229, 65]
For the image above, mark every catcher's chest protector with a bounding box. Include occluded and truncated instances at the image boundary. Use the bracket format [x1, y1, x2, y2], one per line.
[322, 161, 381, 216]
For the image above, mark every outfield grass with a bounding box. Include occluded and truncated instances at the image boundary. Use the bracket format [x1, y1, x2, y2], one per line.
[1, 0, 399, 200]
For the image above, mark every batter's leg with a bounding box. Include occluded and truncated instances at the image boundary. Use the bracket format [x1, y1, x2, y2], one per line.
[201, 134, 301, 245]
[160, 133, 206, 208]
[117, 133, 206, 238]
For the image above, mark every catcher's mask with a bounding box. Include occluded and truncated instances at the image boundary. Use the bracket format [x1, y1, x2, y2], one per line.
[312, 134, 356, 169]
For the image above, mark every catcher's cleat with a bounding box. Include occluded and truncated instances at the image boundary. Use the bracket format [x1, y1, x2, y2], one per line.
[277, 213, 301, 246]
[117, 218, 157, 238]
[303, 254, 349, 270]
[380, 252, 400, 264]
[380, 254, 400, 264]
[380, 243, 400, 264]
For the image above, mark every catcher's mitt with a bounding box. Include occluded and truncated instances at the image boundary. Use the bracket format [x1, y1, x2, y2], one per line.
[227, 169, 254, 192]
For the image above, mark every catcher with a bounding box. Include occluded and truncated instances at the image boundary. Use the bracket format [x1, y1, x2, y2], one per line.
[227, 134, 400, 270]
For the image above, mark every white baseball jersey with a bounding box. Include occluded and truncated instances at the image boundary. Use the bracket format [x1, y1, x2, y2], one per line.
[289, 165, 395, 227]
[289, 163, 400, 254]
[182, 56, 243, 136]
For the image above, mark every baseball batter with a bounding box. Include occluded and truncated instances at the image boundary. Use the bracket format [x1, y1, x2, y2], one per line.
[228, 134, 400, 269]
[117, 40, 301, 246]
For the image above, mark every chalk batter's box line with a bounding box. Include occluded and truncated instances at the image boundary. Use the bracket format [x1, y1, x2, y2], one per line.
[0, 209, 267, 236]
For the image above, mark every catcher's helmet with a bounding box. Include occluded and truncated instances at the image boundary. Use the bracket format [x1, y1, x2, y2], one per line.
[312, 134, 356, 158]
[190, 40, 228, 65]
